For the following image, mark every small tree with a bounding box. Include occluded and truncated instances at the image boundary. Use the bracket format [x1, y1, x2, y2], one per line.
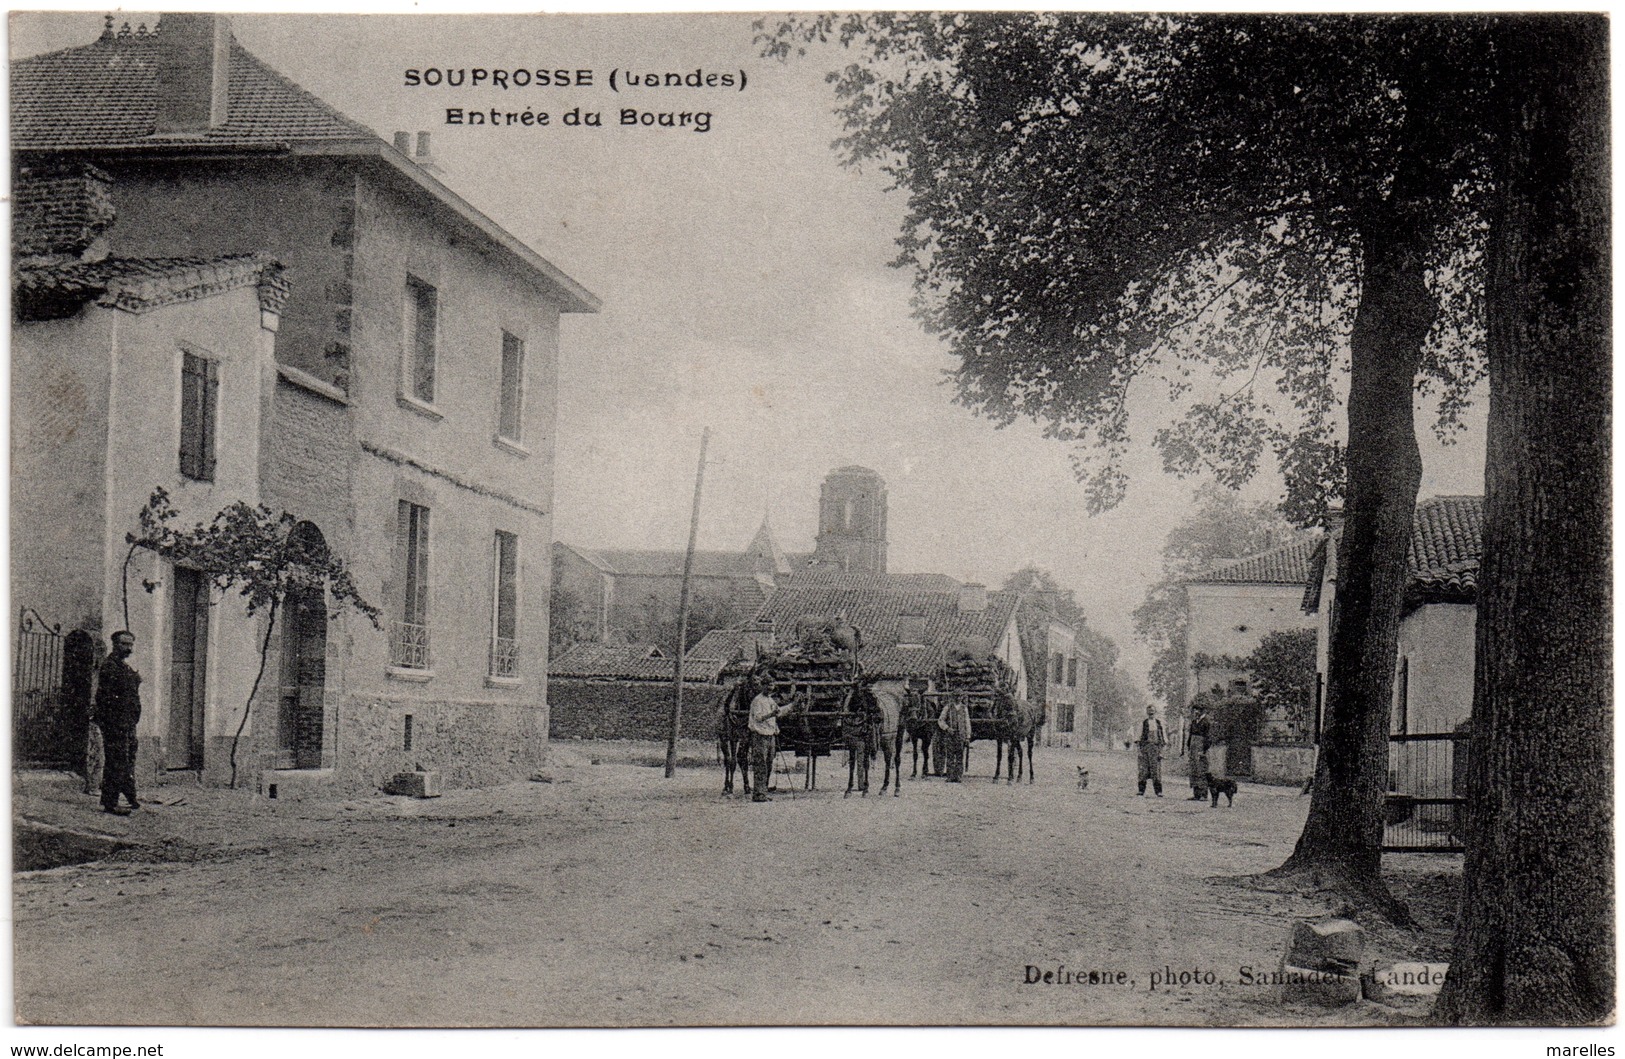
[128, 488, 379, 787]
[1245, 629, 1319, 738]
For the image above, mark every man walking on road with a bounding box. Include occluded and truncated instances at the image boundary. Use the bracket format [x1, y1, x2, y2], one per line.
[1136, 704, 1166, 797]
[94, 631, 142, 815]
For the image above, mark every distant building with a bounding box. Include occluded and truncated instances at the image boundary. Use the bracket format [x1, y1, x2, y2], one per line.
[809, 466, 888, 575]
[1185, 536, 1321, 709]
[551, 524, 781, 647]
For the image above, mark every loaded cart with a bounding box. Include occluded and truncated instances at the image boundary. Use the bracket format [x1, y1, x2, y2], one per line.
[925, 650, 1017, 743]
[730, 620, 867, 790]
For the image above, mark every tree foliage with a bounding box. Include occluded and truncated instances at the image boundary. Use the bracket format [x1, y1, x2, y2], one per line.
[759, 13, 1489, 520]
[1245, 628, 1319, 732]
[128, 488, 379, 786]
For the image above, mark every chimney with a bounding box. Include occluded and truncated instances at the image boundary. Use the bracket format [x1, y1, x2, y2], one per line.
[392, 132, 444, 176]
[154, 15, 231, 135]
[13, 162, 116, 262]
[958, 583, 988, 614]
[1325, 501, 1345, 538]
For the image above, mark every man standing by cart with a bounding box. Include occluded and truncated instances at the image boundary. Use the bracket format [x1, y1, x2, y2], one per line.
[748, 686, 798, 803]
[937, 695, 972, 783]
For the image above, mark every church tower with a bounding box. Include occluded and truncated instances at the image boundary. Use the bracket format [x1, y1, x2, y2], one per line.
[810, 466, 888, 575]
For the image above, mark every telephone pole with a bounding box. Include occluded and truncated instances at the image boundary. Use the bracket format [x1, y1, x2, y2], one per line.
[666, 427, 710, 778]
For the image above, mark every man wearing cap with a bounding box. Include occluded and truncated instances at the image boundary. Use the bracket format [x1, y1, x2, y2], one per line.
[937, 695, 972, 783]
[94, 630, 143, 814]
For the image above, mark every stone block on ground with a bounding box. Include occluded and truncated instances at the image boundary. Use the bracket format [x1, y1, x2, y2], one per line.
[1363, 962, 1449, 1005]
[1278, 962, 1362, 1007]
[1288, 917, 1365, 973]
[383, 770, 442, 798]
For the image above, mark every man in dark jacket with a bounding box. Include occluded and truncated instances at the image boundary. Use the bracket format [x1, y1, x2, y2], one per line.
[94, 631, 142, 814]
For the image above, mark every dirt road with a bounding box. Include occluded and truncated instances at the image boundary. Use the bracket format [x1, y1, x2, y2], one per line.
[12, 743, 1454, 1026]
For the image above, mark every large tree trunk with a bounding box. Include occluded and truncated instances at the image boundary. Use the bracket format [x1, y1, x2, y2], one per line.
[1435, 16, 1612, 1025]
[1274, 205, 1434, 908]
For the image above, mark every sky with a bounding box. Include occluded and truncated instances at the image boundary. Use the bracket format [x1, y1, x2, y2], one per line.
[7, 10, 1490, 685]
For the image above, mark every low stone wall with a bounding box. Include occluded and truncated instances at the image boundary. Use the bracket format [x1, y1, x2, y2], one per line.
[1251, 744, 1317, 785]
[548, 678, 720, 742]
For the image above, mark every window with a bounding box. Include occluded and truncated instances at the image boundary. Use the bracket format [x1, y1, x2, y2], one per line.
[1067, 657, 1078, 688]
[490, 530, 519, 679]
[392, 501, 431, 669]
[1053, 652, 1065, 683]
[405, 275, 438, 404]
[498, 331, 525, 443]
[179, 351, 218, 481]
[898, 614, 927, 647]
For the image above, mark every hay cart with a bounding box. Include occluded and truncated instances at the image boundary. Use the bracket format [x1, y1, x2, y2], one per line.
[924, 655, 1016, 766]
[732, 645, 867, 791]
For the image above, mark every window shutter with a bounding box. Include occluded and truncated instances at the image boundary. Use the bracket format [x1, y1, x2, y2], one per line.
[201, 358, 219, 481]
[179, 352, 203, 478]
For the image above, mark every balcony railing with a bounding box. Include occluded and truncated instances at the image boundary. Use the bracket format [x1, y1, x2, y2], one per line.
[489, 635, 519, 679]
[391, 620, 432, 670]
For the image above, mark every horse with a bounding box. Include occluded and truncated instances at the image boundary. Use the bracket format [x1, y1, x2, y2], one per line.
[716, 675, 761, 796]
[996, 693, 1046, 785]
[902, 685, 939, 778]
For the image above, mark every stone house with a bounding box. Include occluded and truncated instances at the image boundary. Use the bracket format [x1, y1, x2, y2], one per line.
[11, 15, 598, 795]
[1305, 496, 1483, 800]
[13, 178, 288, 778]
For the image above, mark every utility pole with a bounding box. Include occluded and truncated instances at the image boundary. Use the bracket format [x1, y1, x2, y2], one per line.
[666, 427, 710, 778]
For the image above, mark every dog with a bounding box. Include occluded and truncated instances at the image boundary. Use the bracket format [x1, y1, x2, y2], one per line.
[1206, 773, 1237, 807]
[1076, 766, 1090, 790]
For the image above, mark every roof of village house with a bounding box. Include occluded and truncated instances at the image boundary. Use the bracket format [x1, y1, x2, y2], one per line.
[1302, 495, 1484, 611]
[684, 628, 776, 666]
[549, 641, 729, 683]
[12, 17, 600, 314]
[11, 21, 377, 150]
[779, 569, 966, 593]
[14, 252, 287, 320]
[1189, 535, 1322, 586]
[753, 579, 1020, 680]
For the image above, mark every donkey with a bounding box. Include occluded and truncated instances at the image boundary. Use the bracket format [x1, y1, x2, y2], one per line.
[996, 693, 1046, 785]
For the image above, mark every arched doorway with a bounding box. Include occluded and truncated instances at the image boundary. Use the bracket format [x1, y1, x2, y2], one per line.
[277, 522, 328, 770]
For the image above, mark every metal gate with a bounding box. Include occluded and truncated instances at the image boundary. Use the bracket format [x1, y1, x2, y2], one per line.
[12, 608, 94, 769]
[1382, 731, 1469, 853]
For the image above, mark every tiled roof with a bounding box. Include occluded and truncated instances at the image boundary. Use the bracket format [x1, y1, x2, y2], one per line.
[684, 628, 775, 666]
[1407, 495, 1483, 605]
[549, 642, 728, 683]
[1301, 496, 1484, 611]
[14, 253, 285, 320]
[1191, 536, 1322, 585]
[779, 569, 965, 593]
[753, 580, 1019, 680]
[12, 24, 378, 151]
[549, 643, 668, 680]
